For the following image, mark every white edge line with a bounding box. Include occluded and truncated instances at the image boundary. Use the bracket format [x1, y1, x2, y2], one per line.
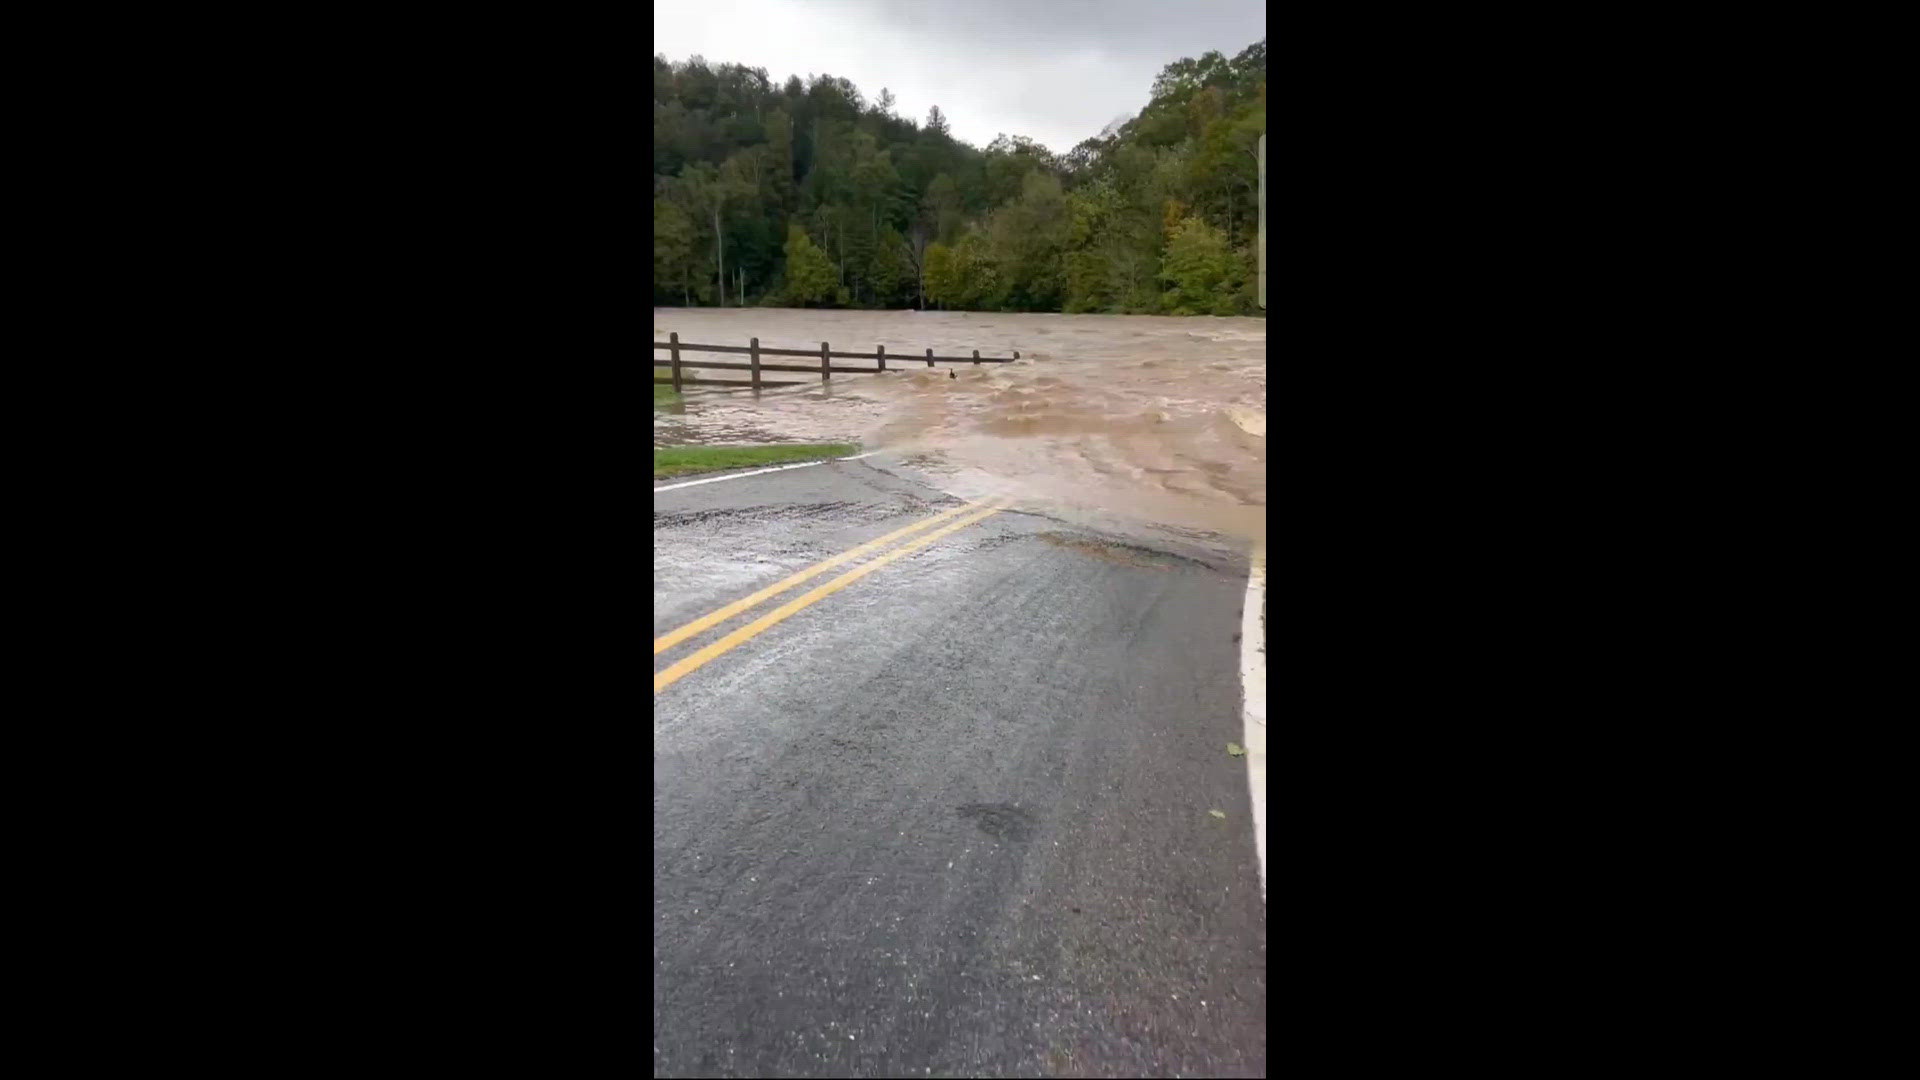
[1240, 542, 1267, 902]
[653, 452, 876, 493]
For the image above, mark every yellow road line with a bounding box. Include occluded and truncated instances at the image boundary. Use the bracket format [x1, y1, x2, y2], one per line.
[654, 501, 985, 655]
[655, 500, 1007, 694]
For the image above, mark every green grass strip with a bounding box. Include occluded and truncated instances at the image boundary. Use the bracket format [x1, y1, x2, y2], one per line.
[653, 443, 859, 479]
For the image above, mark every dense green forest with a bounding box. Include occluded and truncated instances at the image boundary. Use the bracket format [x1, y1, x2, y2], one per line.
[654, 39, 1263, 315]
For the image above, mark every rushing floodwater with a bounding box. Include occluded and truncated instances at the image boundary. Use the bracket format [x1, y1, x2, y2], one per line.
[654, 308, 1266, 543]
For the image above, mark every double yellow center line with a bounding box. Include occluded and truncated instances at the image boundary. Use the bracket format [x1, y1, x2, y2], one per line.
[654, 498, 1008, 693]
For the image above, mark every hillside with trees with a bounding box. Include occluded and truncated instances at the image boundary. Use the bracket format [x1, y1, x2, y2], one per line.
[653, 39, 1264, 316]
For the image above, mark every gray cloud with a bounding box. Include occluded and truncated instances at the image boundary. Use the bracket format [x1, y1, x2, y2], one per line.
[655, 0, 1263, 155]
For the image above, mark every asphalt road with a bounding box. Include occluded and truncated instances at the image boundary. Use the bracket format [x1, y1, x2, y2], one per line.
[654, 454, 1265, 1077]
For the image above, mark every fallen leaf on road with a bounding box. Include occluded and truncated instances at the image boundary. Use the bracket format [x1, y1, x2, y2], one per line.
[1227, 743, 1246, 757]
[1209, 810, 1227, 819]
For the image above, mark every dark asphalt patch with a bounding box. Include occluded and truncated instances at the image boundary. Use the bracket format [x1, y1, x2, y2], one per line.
[956, 803, 1038, 842]
[968, 528, 1232, 575]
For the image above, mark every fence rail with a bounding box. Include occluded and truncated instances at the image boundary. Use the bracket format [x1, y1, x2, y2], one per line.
[653, 333, 1019, 392]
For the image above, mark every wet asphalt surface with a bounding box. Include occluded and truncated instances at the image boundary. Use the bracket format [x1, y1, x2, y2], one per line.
[653, 455, 1266, 1078]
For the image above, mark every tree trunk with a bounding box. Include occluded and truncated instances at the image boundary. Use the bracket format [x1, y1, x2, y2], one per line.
[713, 203, 725, 307]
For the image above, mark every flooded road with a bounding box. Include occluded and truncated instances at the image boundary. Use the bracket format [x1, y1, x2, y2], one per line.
[654, 312, 1270, 1076]
[654, 308, 1266, 543]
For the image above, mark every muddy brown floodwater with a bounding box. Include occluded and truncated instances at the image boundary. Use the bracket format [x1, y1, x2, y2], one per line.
[654, 308, 1266, 544]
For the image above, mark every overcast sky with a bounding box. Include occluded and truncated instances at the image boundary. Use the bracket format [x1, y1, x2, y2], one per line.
[655, 0, 1265, 156]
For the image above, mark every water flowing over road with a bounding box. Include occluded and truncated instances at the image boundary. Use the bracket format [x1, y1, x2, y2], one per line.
[653, 308, 1267, 1078]
[654, 309, 1266, 545]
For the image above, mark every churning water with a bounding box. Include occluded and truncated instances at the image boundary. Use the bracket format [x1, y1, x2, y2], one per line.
[654, 308, 1266, 544]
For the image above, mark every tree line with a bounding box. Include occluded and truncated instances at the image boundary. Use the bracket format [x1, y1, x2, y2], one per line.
[653, 39, 1264, 316]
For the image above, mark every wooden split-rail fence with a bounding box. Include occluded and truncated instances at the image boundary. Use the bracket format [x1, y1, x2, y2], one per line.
[654, 332, 1020, 391]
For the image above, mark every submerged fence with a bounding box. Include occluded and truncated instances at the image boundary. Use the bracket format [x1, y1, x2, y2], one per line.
[653, 333, 1020, 391]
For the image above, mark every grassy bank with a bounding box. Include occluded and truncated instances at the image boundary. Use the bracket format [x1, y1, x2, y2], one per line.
[654, 381, 681, 409]
[654, 443, 859, 479]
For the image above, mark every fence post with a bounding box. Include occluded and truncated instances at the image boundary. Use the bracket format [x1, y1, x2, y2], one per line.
[750, 337, 761, 390]
[926, 348, 934, 368]
[670, 332, 683, 392]
[1014, 351, 1020, 360]
[972, 349, 980, 367]
[821, 341, 831, 383]
[877, 344, 885, 372]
